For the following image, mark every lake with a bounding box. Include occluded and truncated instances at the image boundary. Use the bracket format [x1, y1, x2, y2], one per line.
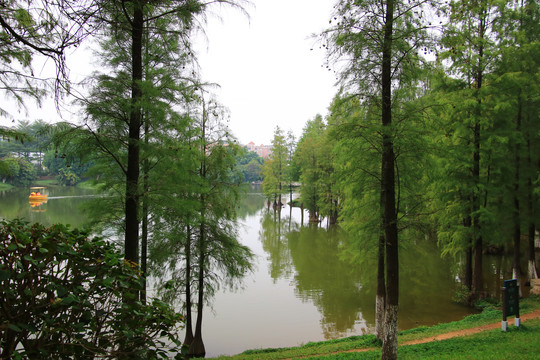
[0, 184, 522, 357]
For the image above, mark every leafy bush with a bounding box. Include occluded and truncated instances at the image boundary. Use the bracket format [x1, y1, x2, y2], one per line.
[56, 168, 81, 186]
[0, 157, 36, 186]
[0, 220, 184, 359]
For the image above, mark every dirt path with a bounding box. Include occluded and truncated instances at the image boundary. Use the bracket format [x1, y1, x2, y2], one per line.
[401, 309, 540, 346]
[289, 309, 540, 359]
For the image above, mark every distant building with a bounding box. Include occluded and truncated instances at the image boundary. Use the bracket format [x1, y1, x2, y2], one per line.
[246, 141, 273, 159]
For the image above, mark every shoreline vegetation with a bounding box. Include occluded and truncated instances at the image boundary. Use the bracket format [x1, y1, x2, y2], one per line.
[0, 179, 99, 191]
[211, 296, 540, 360]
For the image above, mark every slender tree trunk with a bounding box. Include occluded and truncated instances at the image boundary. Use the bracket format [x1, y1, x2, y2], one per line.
[140, 162, 148, 304]
[463, 214, 473, 291]
[189, 114, 208, 358]
[513, 99, 522, 296]
[184, 224, 194, 347]
[526, 114, 539, 280]
[188, 222, 206, 358]
[471, 118, 482, 298]
[380, 1, 398, 358]
[289, 184, 293, 205]
[125, 2, 143, 267]
[376, 234, 386, 340]
[471, 17, 484, 299]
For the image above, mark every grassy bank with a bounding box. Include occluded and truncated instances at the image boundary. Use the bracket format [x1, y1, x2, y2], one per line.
[211, 296, 540, 360]
[76, 179, 100, 190]
[0, 183, 14, 190]
[33, 179, 59, 186]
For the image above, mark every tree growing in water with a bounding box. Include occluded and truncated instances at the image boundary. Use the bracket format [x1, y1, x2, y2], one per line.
[262, 126, 288, 208]
[187, 93, 254, 357]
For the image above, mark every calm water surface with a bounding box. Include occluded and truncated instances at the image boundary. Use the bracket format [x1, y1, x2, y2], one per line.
[1, 185, 519, 358]
[0, 185, 97, 227]
[201, 186, 476, 357]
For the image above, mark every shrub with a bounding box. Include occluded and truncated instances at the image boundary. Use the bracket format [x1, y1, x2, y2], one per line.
[56, 168, 81, 186]
[0, 220, 184, 359]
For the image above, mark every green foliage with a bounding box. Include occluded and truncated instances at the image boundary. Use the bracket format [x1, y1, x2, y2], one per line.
[236, 147, 264, 183]
[0, 156, 36, 185]
[294, 115, 333, 222]
[262, 126, 289, 204]
[0, 219, 184, 359]
[56, 167, 81, 186]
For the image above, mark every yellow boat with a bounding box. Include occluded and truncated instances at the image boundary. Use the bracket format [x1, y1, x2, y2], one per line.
[29, 186, 48, 202]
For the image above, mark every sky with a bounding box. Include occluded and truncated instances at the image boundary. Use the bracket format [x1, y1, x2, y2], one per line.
[197, 0, 337, 145]
[1, 0, 338, 146]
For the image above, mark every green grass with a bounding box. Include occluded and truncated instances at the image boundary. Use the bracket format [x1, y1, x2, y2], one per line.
[33, 179, 59, 186]
[309, 319, 540, 360]
[76, 180, 100, 190]
[212, 336, 380, 360]
[0, 182, 14, 190]
[211, 296, 540, 360]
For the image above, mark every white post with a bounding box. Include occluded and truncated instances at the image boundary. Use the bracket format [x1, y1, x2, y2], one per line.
[515, 317, 521, 327]
[502, 320, 508, 332]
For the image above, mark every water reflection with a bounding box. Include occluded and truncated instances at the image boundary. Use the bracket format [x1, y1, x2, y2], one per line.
[288, 225, 368, 338]
[257, 200, 475, 339]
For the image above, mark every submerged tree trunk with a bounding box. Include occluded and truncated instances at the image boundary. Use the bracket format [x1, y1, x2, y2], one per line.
[189, 118, 207, 358]
[380, 0, 398, 358]
[188, 222, 206, 358]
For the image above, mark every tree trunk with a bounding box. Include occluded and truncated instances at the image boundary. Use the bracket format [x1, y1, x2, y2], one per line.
[472, 233, 483, 297]
[471, 120, 482, 298]
[140, 119, 150, 304]
[380, 0, 398, 358]
[463, 214, 473, 291]
[188, 222, 206, 358]
[189, 118, 207, 358]
[184, 225, 194, 347]
[527, 140, 539, 280]
[513, 98, 522, 296]
[140, 168, 148, 304]
[125, 1, 143, 267]
[471, 10, 485, 301]
[376, 234, 386, 340]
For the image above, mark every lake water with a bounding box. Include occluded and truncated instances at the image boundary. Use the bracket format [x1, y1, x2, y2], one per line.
[1, 184, 523, 357]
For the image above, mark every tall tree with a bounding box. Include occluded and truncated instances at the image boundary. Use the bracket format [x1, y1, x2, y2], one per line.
[324, 0, 431, 357]
[328, 94, 387, 338]
[187, 93, 254, 357]
[493, 0, 540, 283]
[91, 0, 245, 268]
[295, 115, 325, 223]
[440, 0, 502, 298]
[269, 126, 288, 206]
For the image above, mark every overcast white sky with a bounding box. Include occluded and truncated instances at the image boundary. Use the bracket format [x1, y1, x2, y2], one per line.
[1, 0, 337, 146]
[198, 0, 337, 145]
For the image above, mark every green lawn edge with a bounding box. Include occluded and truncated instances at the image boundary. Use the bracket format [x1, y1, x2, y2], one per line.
[0, 182, 14, 190]
[210, 296, 540, 360]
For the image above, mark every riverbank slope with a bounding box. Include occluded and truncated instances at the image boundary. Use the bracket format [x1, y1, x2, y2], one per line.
[211, 296, 540, 359]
